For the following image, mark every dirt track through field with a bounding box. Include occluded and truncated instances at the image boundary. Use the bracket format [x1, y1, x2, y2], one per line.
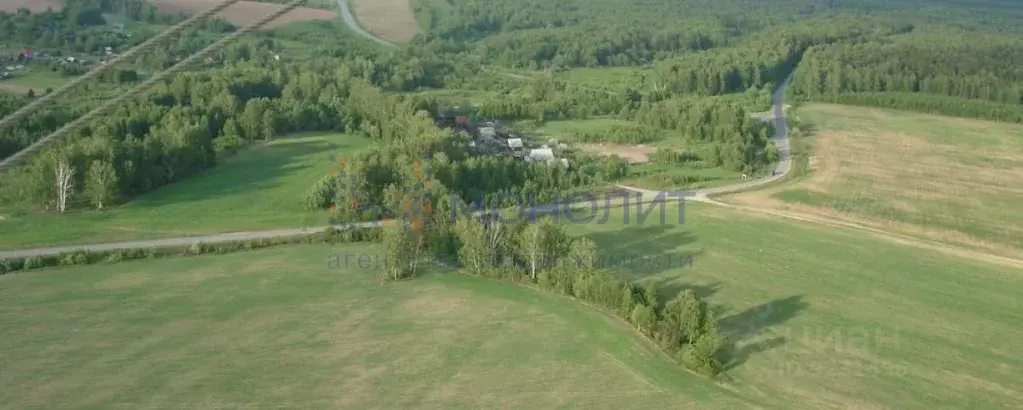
[148, 0, 336, 28]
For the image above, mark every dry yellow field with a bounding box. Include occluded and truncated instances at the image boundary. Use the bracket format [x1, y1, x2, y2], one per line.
[350, 0, 420, 43]
[727, 103, 1023, 258]
[148, 0, 337, 28]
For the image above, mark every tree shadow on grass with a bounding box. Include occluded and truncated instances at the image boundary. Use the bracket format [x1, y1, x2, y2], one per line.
[718, 295, 809, 371]
[130, 138, 347, 208]
[583, 224, 701, 280]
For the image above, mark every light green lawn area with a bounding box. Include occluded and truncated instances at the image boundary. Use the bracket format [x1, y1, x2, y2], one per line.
[0, 242, 747, 409]
[0, 132, 375, 250]
[2, 202, 1020, 408]
[758, 103, 1023, 254]
[563, 201, 1023, 409]
[557, 67, 649, 90]
[536, 117, 645, 140]
[1, 70, 69, 91]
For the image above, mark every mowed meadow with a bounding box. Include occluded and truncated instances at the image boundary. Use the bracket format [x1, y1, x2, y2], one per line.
[0, 133, 374, 250]
[2, 202, 1020, 409]
[729, 103, 1023, 258]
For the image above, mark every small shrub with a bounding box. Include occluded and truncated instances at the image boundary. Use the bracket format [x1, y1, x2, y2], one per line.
[104, 251, 124, 263]
[23, 257, 44, 270]
[0, 258, 20, 274]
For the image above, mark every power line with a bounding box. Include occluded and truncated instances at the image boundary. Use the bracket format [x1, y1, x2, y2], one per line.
[0, 0, 307, 173]
[0, 0, 245, 133]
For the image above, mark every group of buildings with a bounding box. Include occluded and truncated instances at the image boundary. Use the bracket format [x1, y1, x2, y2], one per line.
[433, 113, 569, 167]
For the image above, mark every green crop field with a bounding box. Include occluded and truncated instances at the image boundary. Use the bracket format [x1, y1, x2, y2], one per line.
[0, 132, 375, 250]
[2, 202, 1019, 408]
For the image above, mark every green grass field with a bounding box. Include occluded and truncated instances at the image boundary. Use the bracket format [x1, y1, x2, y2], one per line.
[568, 202, 1022, 408]
[2, 70, 69, 90]
[3, 202, 1020, 408]
[0, 132, 374, 250]
[729, 103, 1023, 256]
[0, 242, 745, 409]
[555, 67, 649, 90]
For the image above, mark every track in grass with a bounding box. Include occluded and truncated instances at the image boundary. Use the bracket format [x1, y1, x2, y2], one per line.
[0, 132, 375, 250]
[727, 103, 1023, 257]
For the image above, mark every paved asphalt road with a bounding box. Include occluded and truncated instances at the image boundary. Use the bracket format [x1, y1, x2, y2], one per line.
[0, 16, 794, 260]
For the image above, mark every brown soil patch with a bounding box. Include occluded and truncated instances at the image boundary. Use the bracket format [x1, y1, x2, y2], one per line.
[579, 143, 655, 164]
[0, 0, 62, 12]
[350, 0, 421, 43]
[148, 0, 336, 28]
[0, 82, 32, 95]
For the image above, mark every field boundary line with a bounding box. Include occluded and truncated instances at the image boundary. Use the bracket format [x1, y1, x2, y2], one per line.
[703, 198, 1023, 269]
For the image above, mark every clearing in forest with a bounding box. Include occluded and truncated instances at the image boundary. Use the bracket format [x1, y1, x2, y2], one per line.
[350, 0, 421, 43]
[147, 0, 336, 28]
[726, 103, 1023, 258]
[0, 133, 375, 250]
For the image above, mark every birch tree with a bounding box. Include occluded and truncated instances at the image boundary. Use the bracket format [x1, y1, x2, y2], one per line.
[84, 160, 118, 210]
[519, 222, 544, 281]
[455, 216, 487, 275]
[54, 159, 75, 213]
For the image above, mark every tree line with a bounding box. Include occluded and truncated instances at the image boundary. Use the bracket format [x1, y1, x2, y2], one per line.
[790, 27, 1023, 122]
[374, 199, 726, 376]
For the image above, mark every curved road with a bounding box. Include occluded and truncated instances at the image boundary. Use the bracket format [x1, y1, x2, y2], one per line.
[0, 16, 795, 260]
[335, 0, 394, 47]
[618, 72, 794, 200]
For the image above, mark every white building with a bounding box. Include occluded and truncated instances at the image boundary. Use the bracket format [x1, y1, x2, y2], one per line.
[507, 138, 523, 149]
[526, 147, 554, 163]
[479, 126, 496, 139]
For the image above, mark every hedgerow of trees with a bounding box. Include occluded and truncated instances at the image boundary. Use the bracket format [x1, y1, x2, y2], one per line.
[375, 203, 725, 376]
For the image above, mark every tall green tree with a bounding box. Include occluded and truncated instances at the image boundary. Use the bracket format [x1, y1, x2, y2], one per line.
[84, 160, 118, 210]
